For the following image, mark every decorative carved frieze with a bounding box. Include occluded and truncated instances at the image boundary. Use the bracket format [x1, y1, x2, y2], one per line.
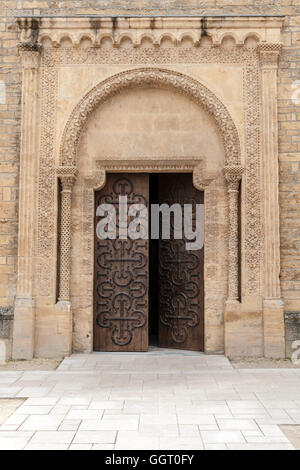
[16, 16, 283, 49]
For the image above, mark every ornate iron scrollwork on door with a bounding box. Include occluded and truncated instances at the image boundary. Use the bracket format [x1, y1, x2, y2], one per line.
[158, 174, 204, 349]
[94, 175, 148, 350]
[159, 239, 201, 343]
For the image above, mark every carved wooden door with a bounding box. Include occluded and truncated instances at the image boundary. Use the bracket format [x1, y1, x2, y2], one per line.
[94, 174, 149, 352]
[158, 174, 204, 351]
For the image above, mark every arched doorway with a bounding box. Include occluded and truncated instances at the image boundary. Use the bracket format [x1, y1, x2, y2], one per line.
[57, 68, 242, 354]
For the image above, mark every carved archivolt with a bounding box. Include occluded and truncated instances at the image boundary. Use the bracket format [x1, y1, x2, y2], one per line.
[60, 67, 241, 169]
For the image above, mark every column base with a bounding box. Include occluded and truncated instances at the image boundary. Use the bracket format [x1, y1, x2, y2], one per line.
[12, 298, 35, 360]
[54, 301, 72, 357]
[33, 300, 73, 358]
[224, 298, 264, 358]
[263, 298, 285, 359]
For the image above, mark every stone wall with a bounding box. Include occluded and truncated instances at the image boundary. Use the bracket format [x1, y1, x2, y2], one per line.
[0, 1, 300, 356]
[285, 312, 300, 356]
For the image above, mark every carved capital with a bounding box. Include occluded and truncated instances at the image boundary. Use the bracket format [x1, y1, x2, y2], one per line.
[17, 18, 40, 43]
[57, 166, 78, 190]
[257, 42, 282, 69]
[224, 165, 244, 191]
[17, 17, 41, 69]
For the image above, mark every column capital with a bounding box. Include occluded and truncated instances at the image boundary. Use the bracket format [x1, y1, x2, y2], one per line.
[257, 42, 282, 69]
[18, 43, 42, 69]
[57, 166, 78, 190]
[224, 165, 244, 191]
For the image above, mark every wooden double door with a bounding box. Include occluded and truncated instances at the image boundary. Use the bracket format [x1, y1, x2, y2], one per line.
[93, 173, 204, 352]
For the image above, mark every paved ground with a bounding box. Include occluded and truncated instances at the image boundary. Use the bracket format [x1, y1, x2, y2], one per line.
[0, 351, 299, 450]
[0, 399, 25, 425]
[0, 358, 62, 371]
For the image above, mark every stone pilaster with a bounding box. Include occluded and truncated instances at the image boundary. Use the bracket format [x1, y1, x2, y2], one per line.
[258, 43, 285, 358]
[12, 44, 41, 360]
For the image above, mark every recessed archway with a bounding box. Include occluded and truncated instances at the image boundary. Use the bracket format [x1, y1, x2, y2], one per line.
[59, 67, 241, 168]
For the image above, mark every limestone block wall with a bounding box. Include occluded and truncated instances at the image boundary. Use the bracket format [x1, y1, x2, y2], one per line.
[0, 1, 300, 356]
[278, 15, 300, 318]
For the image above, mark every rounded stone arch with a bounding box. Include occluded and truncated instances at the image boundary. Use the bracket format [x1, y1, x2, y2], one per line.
[59, 67, 241, 168]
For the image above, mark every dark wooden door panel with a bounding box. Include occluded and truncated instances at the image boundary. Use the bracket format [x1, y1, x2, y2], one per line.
[158, 174, 204, 351]
[94, 173, 149, 352]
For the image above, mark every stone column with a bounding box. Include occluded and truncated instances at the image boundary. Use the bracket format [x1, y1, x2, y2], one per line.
[55, 167, 78, 356]
[57, 167, 78, 302]
[258, 43, 285, 358]
[224, 165, 244, 357]
[224, 166, 244, 302]
[12, 44, 41, 359]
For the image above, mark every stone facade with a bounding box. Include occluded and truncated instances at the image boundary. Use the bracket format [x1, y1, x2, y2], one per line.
[0, 1, 299, 359]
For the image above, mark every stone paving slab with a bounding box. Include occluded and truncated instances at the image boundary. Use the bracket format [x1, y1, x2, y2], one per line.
[280, 425, 300, 449]
[0, 353, 298, 449]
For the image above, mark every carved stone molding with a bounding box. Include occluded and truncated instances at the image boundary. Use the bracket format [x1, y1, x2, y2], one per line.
[94, 158, 219, 192]
[193, 162, 220, 191]
[60, 68, 241, 169]
[92, 158, 220, 192]
[96, 158, 198, 173]
[84, 169, 106, 191]
[16, 16, 283, 49]
[95, 157, 218, 187]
